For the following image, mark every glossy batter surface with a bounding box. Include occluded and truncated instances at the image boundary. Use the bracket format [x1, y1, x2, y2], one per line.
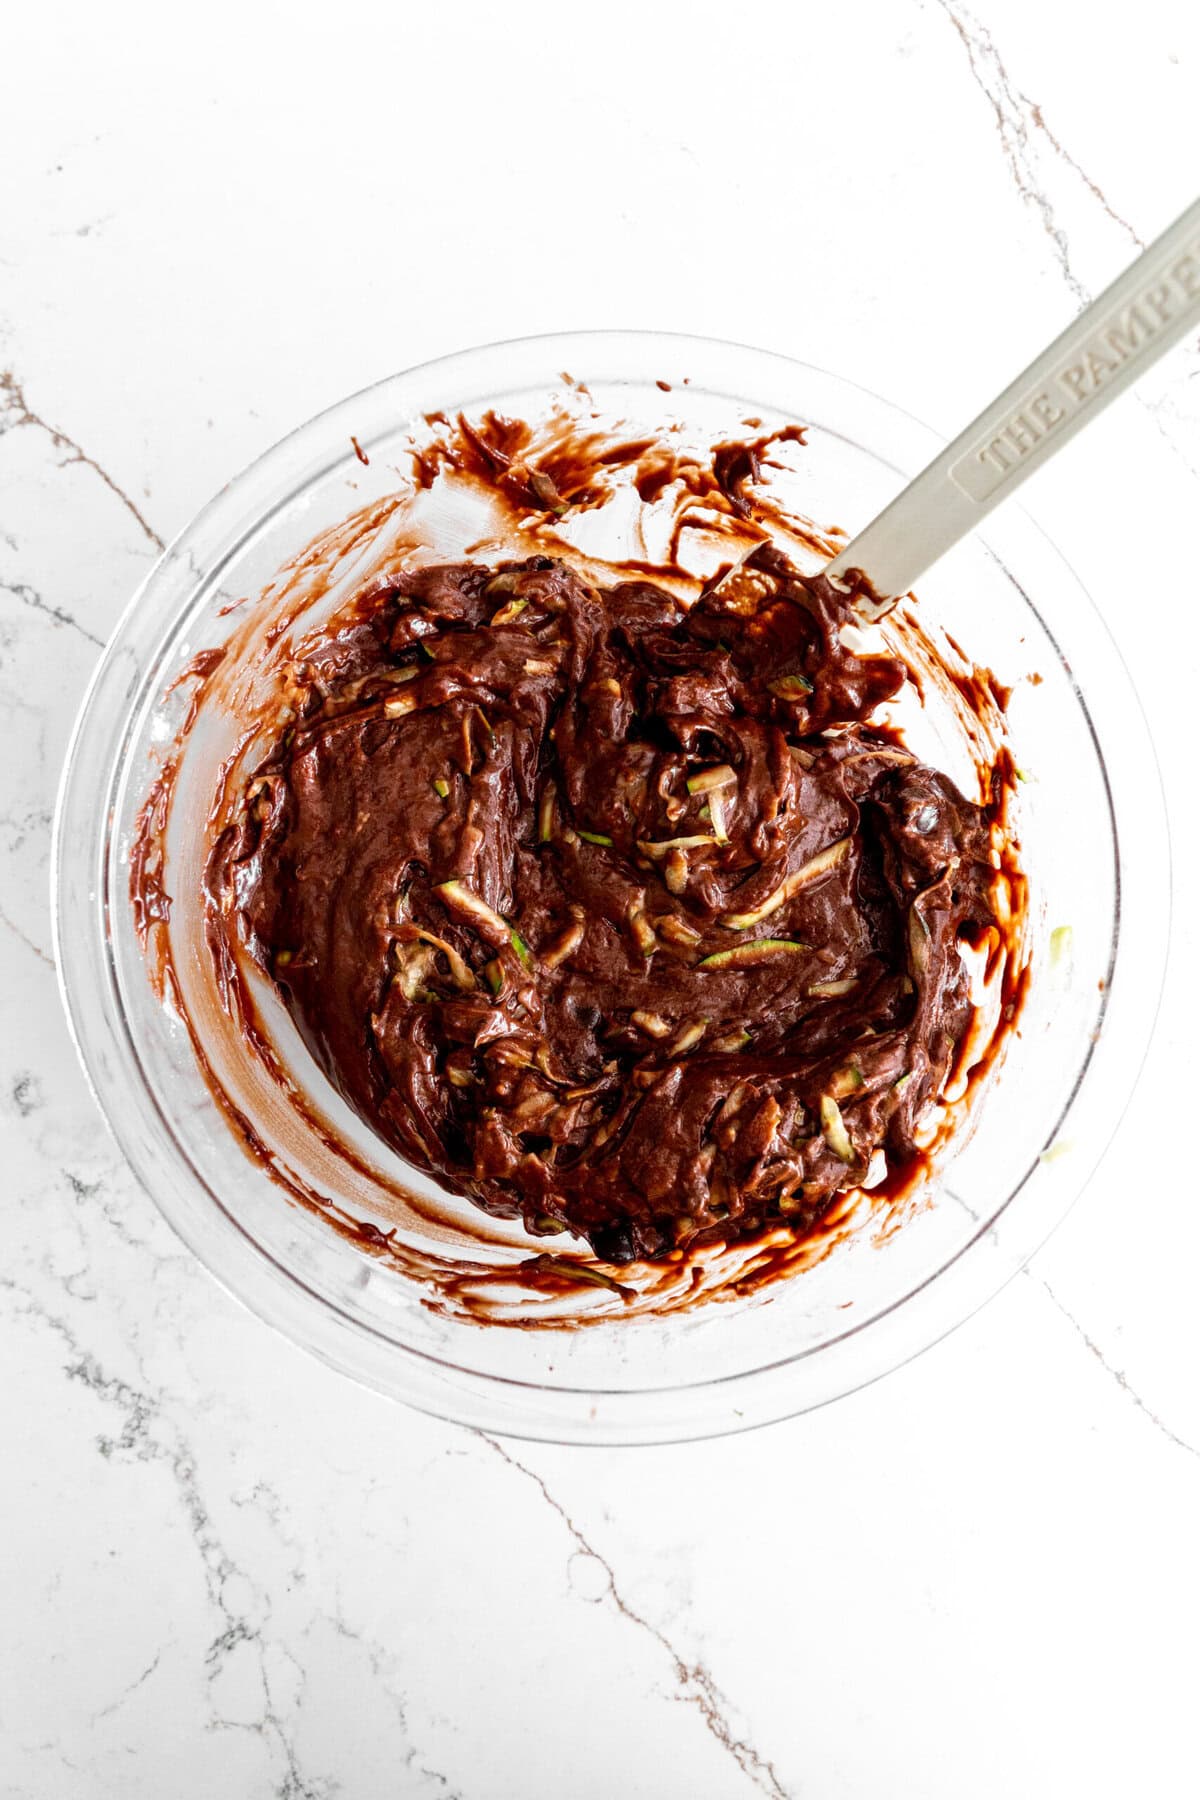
[208, 547, 998, 1263]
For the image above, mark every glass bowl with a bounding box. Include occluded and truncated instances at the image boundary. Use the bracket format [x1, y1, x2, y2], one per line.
[52, 332, 1169, 1444]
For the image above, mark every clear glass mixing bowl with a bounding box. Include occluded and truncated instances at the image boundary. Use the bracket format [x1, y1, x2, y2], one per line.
[52, 332, 1169, 1443]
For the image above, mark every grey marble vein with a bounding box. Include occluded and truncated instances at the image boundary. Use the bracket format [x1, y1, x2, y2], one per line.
[62, 1167, 159, 1258]
[4, 1265, 468, 1797]
[1026, 107, 1142, 249]
[0, 368, 165, 554]
[0, 900, 55, 968]
[1033, 1274, 1200, 1464]
[0, 575, 105, 649]
[2, 1279, 335, 1799]
[933, 3, 1080, 293]
[10, 1071, 44, 1117]
[933, 0, 1200, 478]
[0, 802, 54, 856]
[91, 1649, 166, 1724]
[479, 1434, 790, 1799]
[326, 1607, 463, 1800]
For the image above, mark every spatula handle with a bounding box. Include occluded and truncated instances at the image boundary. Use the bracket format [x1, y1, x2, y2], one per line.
[827, 195, 1200, 600]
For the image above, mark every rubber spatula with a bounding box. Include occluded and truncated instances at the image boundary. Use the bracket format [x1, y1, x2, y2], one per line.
[826, 195, 1200, 607]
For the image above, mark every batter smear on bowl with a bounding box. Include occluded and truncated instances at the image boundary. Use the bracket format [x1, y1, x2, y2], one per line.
[207, 540, 1003, 1267]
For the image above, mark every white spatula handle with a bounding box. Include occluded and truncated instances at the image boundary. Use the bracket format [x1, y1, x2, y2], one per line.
[827, 195, 1200, 600]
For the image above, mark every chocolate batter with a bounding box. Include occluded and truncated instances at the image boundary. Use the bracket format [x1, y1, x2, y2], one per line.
[206, 544, 999, 1265]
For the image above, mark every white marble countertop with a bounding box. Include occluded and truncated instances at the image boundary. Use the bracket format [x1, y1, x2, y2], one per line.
[3, 3, 1199, 1794]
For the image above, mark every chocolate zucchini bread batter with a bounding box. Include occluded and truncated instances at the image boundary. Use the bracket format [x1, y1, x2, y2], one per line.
[208, 545, 998, 1265]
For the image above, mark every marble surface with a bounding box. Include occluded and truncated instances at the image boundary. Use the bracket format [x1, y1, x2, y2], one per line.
[3, 3, 1199, 1794]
